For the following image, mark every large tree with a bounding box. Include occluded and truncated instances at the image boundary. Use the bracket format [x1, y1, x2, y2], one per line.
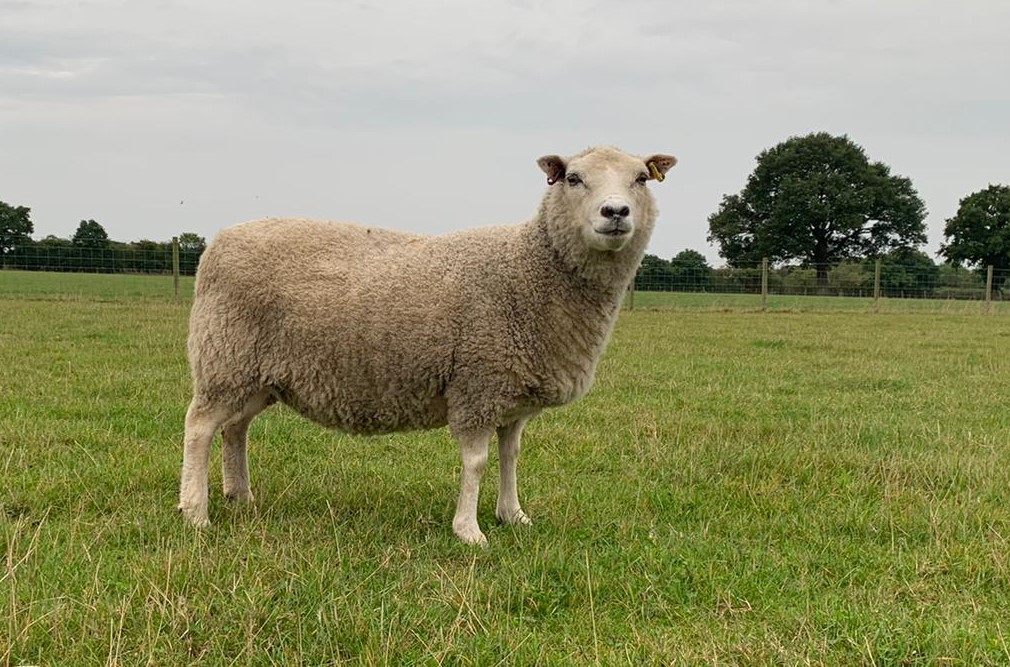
[634, 253, 674, 291]
[876, 247, 938, 295]
[72, 219, 110, 248]
[0, 200, 34, 264]
[708, 132, 927, 287]
[940, 184, 1010, 290]
[669, 249, 712, 291]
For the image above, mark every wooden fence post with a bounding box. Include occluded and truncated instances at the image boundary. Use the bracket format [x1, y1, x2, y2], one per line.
[986, 265, 994, 314]
[761, 257, 768, 311]
[172, 236, 180, 298]
[873, 259, 881, 312]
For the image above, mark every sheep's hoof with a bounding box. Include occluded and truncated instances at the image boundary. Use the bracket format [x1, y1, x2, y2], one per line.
[224, 489, 254, 503]
[497, 508, 532, 526]
[453, 523, 488, 546]
[178, 504, 210, 528]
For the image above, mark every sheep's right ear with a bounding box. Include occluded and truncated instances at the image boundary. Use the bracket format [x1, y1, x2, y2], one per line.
[645, 154, 677, 182]
[537, 155, 567, 186]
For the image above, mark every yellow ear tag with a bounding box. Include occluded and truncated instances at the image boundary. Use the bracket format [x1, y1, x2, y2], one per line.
[648, 161, 665, 182]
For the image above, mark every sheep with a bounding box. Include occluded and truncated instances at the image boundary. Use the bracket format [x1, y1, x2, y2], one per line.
[178, 145, 677, 544]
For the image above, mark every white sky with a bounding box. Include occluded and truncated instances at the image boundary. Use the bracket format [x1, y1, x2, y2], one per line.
[1, 0, 1008, 264]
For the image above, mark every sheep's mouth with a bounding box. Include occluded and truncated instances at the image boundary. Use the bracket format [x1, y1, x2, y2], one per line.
[595, 222, 632, 236]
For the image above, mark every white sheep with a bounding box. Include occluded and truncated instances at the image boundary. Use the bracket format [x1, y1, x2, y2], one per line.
[179, 145, 676, 544]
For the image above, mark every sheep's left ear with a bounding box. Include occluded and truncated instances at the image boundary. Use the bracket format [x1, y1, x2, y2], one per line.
[537, 155, 567, 185]
[644, 154, 677, 182]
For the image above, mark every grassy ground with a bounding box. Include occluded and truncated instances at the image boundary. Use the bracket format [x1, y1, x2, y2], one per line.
[3, 272, 1010, 665]
[0, 270, 194, 301]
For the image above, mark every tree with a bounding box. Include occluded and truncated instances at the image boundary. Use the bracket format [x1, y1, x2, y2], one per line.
[936, 263, 984, 299]
[72, 219, 110, 248]
[176, 232, 207, 276]
[634, 253, 674, 291]
[827, 261, 870, 294]
[128, 239, 171, 273]
[0, 200, 34, 264]
[37, 234, 72, 248]
[707, 132, 927, 287]
[669, 249, 712, 291]
[940, 184, 1010, 291]
[177, 232, 206, 253]
[876, 247, 938, 296]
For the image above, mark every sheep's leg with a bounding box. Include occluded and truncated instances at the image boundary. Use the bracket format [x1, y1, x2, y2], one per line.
[496, 418, 533, 526]
[451, 427, 494, 545]
[178, 399, 230, 527]
[221, 390, 272, 503]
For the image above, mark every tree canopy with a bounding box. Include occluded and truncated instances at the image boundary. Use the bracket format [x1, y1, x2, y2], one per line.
[72, 219, 110, 247]
[177, 232, 207, 253]
[634, 250, 712, 292]
[876, 247, 938, 295]
[669, 249, 712, 291]
[940, 184, 1010, 288]
[707, 132, 927, 286]
[0, 200, 34, 261]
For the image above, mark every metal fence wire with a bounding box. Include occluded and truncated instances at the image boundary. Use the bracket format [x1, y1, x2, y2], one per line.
[2, 242, 200, 276]
[0, 244, 1006, 308]
[633, 261, 1008, 301]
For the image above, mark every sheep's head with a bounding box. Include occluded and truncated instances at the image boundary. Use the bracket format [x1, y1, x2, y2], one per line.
[537, 146, 676, 253]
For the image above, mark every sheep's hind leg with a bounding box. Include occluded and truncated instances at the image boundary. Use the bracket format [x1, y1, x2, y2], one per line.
[179, 398, 231, 527]
[221, 390, 272, 503]
[496, 418, 533, 526]
[451, 426, 495, 545]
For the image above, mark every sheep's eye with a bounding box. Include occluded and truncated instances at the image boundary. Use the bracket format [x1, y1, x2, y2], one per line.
[635, 173, 649, 185]
[566, 173, 583, 187]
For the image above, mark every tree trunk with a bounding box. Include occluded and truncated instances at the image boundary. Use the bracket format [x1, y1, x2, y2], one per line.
[815, 263, 829, 291]
[813, 232, 830, 293]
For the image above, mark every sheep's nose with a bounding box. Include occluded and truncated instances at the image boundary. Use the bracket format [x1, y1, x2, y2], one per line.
[601, 204, 630, 219]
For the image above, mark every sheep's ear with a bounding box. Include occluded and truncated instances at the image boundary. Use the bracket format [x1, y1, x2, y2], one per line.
[644, 154, 677, 182]
[537, 155, 567, 185]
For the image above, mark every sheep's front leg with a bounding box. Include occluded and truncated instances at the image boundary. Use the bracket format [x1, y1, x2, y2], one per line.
[496, 418, 532, 526]
[452, 427, 494, 545]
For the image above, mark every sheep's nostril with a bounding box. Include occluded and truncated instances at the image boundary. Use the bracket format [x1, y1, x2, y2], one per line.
[601, 205, 630, 219]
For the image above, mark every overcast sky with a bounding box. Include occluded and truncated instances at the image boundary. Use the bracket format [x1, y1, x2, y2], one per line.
[2, 0, 1008, 264]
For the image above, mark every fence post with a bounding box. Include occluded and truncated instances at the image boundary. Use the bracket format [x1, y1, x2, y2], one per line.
[986, 265, 994, 314]
[761, 257, 768, 311]
[627, 281, 635, 311]
[172, 236, 180, 298]
[873, 259, 881, 312]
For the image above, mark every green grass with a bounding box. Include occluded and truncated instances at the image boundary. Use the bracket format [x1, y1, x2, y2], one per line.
[4, 273, 1010, 665]
[0, 269, 194, 301]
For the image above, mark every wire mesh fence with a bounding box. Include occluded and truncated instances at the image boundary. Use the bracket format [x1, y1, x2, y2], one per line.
[629, 260, 1009, 313]
[0, 240, 195, 301]
[1, 242, 199, 275]
[0, 244, 1006, 312]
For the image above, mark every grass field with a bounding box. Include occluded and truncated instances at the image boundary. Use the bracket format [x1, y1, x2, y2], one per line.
[0, 270, 195, 301]
[3, 271, 1010, 665]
